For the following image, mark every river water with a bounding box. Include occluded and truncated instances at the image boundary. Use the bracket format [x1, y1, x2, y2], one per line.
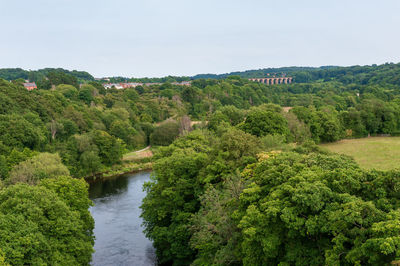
[89, 171, 157, 266]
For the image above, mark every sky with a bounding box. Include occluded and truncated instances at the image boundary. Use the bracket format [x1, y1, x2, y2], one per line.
[1, 0, 399, 78]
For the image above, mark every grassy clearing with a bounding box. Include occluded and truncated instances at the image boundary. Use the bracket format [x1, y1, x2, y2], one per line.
[123, 146, 153, 161]
[320, 137, 400, 170]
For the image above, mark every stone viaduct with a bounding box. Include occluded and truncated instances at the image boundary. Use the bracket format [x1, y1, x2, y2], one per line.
[249, 77, 293, 85]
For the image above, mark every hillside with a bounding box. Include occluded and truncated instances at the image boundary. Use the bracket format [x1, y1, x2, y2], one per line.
[2, 62, 400, 86]
[0, 68, 94, 83]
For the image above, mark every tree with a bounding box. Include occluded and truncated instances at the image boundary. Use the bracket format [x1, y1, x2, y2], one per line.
[190, 174, 244, 265]
[240, 109, 290, 138]
[109, 120, 141, 149]
[48, 119, 63, 140]
[150, 120, 180, 146]
[78, 86, 94, 105]
[90, 130, 123, 165]
[79, 150, 102, 176]
[0, 248, 9, 266]
[123, 88, 139, 101]
[340, 108, 367, 138]
[142, 129, 260, 264]
[63, 134, 102, 177]
[0, 114, 46, 150]
[317, 108, 343, 142]
[0, 183, 94, 265]
[218, 105, 245, 126]
[208, 111, 229, 131]
[203, 127, 261, 184]
[284, 111, 311, 143]
[40, 176, 94, 238]
[89, 81, 106, 95]
[141, 131, 212, 265]
[56, 84, 79, 100]
[0, 156, 9, 180]
[46, 71, 79, 88]
[58, 119, 79, 140]
[181, 86, 200, 104]
[238, 151, 400, 265]
[8, 153, 69, 185]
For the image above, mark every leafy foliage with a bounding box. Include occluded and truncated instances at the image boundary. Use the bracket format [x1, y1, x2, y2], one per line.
[150, 120, 180, 146]
[240, 108, 290, 138]
[238, 152, 400, 265]
[8, 153, 69, 185]
[0, 178, 94, 265]
[3, 63, 400, 265]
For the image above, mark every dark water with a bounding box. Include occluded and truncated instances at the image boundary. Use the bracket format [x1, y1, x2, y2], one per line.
[89, 171, 156, 266]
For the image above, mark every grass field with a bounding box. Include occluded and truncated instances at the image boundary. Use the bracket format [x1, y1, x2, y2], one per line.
[123, 146, 153, 161]
[320, 137, 400, 170]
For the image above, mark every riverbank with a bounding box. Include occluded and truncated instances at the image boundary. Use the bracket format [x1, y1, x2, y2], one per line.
[85, 146, 154, 183]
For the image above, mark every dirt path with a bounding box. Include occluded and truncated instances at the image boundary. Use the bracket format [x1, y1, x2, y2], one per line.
[134, 146, 150, 153]
[123, 146, 153, 161]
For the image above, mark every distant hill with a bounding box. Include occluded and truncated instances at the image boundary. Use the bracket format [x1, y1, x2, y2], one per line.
[1, 63, 399, 86]
[0, 68, 94, 82]
[191, 66, 332, 79]
[191, 63, 400, 85]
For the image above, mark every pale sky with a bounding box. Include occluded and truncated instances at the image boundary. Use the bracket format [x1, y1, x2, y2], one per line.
[1, 0, 399, 77]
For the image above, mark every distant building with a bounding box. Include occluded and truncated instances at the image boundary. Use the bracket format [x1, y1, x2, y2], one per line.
[172, 81, 192, 86]
[103, 81, 192, 89]
[104, 83, 124, 89]
[121, 82, 143, 88]
[23, 82, 37, 91]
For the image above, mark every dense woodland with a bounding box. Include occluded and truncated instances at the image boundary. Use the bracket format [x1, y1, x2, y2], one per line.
[1, 63, 400, 265]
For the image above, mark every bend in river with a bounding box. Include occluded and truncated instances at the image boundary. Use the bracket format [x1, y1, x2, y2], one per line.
[89, 171, 156, 266]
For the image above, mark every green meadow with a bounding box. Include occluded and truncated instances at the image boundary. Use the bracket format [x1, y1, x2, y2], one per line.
[321, 137, 400, 170]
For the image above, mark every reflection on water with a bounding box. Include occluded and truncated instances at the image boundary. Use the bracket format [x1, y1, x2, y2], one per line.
[89, 171, 156, 266]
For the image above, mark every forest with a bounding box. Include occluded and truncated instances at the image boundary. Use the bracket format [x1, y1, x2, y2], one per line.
[1, 62, 400, 265]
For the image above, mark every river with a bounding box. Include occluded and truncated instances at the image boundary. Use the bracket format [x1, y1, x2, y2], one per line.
[89, 171, 157, 266]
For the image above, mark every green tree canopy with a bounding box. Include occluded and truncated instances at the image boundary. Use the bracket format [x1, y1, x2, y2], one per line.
[238, 151, 400, 265]
[0, 181, 94, 265]
[8, 153, 69, 185]
[150, 120, 180, 146]
[240, 109, 290, 138]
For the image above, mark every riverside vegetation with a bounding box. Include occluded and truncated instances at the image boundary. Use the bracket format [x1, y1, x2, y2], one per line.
[1, 63, 400, 264]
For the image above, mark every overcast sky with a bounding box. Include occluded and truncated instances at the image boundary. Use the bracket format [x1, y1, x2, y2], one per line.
[1, 0, 399, 77]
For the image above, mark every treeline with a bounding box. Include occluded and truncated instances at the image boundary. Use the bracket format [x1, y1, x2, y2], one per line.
[0, 78, 190, 180]
[0, 68, 94, 83]
[139, 63, 400, 265]
[191, 66, 325, 79]
[292, 62, 400, 84]
[141, 103, 400, 265]
[4, 62, 400, 86]
[2, 68, 400, 180]
[192, 62, 400, 86]
[0, 75, 189, 265]
[152, 77, 400, 140]
[106, 75, 191, 84]
[142, 126, 400, 265]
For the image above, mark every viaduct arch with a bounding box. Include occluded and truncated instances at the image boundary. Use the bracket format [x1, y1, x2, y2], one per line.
[249, 77, 293, 85]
